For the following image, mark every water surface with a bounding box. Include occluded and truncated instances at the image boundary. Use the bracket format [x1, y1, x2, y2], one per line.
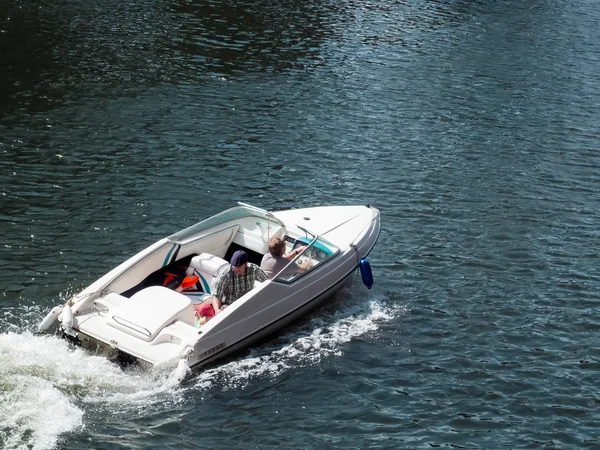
[1, 0, 600, 449]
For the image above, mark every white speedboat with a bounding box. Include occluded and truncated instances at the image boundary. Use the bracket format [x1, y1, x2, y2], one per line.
[39, 203, 380, 374]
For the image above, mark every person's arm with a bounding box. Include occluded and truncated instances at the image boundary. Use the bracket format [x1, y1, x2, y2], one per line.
[255, 265, 268, 283]
[212, 270, 229, 314]
[212, 296, 223, 314]
[284, 246, 306, 260]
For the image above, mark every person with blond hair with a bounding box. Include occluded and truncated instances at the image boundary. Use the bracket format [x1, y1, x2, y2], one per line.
[260, 236, 306, 279]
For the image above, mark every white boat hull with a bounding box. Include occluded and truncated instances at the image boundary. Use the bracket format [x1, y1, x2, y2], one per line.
[42, 203, 380, 371]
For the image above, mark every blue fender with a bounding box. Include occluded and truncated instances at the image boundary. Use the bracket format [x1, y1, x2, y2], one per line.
[359, 257, 373, 289]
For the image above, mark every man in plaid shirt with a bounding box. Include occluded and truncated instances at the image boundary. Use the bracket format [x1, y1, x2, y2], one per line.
[211, 250, 267, 315]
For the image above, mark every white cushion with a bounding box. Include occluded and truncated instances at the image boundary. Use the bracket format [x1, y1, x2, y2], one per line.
[190, 253, 228, 276]
[106, 286, 192, 342]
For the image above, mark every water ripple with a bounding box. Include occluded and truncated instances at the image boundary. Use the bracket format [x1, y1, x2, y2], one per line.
[2, 0, 600, 448]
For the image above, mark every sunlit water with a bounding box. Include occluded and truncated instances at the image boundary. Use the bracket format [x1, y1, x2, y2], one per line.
[0, 287, 396, 449]
[2, 0, 600, 449]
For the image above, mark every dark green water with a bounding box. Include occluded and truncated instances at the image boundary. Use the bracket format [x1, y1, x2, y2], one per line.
[1, 0, 600, 449]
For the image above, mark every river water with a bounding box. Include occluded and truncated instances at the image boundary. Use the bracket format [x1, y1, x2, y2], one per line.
[1, 0, 600, 449]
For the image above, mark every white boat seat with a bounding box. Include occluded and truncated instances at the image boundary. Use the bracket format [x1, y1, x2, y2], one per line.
[187, 253, 229, 294]
[106, 286, 193, 342]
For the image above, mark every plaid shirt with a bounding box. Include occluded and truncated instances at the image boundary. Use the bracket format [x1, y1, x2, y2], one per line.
[213, 262, 267, 305]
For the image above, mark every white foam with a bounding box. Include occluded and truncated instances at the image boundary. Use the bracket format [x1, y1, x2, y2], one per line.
[0, 333, 84, 450]
[193, 293, 403, 391]
[1, 374, 83, 450]
[0, 331, 183, 450]
[0, 289, 401, 449]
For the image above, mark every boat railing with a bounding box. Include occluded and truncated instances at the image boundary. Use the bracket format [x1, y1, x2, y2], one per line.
[111, 315, 152, 339]
[169, 204, 283, 242]
[237, 202, 285, 227]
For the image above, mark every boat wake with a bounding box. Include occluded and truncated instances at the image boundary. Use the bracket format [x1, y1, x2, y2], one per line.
[0, 285, 402, 450]
[0, 305, 186, 450]
[191, 287, 404, 391]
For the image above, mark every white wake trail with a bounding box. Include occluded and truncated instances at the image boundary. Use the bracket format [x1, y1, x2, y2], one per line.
[192, 293, 401, 391]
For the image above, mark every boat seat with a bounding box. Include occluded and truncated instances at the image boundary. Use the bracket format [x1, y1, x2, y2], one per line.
[186, 253, 229, 294]
[106, 286, 193, 342]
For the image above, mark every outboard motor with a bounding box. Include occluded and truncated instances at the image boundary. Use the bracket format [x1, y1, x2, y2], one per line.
[359, 257, 373, 289]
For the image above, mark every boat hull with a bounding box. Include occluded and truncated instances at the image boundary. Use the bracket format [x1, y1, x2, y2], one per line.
[46, 204, 380, 371]
[188, 213, 380, 368]
[189, 265, 355, 370]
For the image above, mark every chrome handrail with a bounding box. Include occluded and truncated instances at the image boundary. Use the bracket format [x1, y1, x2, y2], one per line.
[111, 315, 152, 338]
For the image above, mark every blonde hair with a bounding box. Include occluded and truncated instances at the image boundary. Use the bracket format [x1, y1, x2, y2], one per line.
[268, 237, 286, 257]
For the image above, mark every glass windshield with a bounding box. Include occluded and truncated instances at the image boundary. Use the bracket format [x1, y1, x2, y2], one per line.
[274, 235, 339, 283]
[168, 205, 276, 242]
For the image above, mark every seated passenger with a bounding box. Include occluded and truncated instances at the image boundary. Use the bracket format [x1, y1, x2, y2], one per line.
[194, 302, 215, 327]
[210, 250, 267, 315]
[260, 237, 306, 279]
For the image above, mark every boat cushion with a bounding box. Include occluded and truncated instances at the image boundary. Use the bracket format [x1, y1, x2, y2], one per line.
[188, 253, 229, 293]
[106, 286, 193, 342]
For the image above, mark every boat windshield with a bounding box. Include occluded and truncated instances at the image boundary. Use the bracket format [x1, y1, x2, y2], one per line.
[168, 205, 279, 242]
[273, 235, 339, 283]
